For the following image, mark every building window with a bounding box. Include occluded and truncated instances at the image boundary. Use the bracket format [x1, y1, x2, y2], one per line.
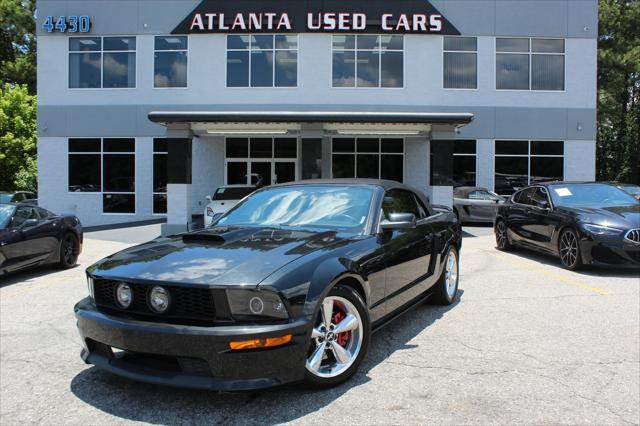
[443, 37, 477, 89]
[68, 138, 136, 213]
[453, 140, 477, 187]
[154, 36, 188, 88]
[332, 35, 404, 88]
[225, 138, 298, 185]
[494, 140, 564, 195]
[69, 37, 136, 88]
[153, 139, 168, 214]
[331, 138, 404, 182]
[496, 38, 565, 91]
[226, 35, 298, 87]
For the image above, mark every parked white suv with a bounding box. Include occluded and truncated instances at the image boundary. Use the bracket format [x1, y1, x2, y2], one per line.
[203, 186, 257, 227]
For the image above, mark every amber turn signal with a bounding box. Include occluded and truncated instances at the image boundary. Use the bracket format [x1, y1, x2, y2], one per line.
[229, 335, 293, 350]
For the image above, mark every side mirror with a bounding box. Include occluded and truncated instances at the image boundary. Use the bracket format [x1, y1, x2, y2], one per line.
[536, 200, 550, 210]
[205, 195, 212, 202]
[380, 213, 417, 231]
[21, 219, 39, 229]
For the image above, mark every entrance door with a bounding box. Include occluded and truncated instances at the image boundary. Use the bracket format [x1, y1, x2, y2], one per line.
[274, 162, 296, 184]
[250, 162, 272, 187]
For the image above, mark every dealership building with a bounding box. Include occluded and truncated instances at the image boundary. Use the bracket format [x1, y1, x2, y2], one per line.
[36, 0, 598, 234]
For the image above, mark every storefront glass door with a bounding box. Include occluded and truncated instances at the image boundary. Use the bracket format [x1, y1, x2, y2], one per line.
[225, 137, 298, 186]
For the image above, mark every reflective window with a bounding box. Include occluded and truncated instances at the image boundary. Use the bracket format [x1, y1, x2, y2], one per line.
[332, 35, 404, 88]
[154, 36, 188, 88]
[496, 38, 564, 91]
[453, 140, 476, 187]
[68, 138, 136, 213]
[332, 138, 404, 182]
[226, 34, 297, 87]
[153, 139, 168, 214]
[225, 138, 297, 185]
[382, 189, 421, 219]
[444, 37, 477, 89]
[495, 140, 564, 195]
[69, 37, 136, 88]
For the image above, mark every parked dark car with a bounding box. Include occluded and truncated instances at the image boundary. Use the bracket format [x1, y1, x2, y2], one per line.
[453, 186, 505, 223]
[494, 182, 640, 269]
[0, 191, 37, 205]
[75, 180, 462, 390]
[0, 203, 83, 276]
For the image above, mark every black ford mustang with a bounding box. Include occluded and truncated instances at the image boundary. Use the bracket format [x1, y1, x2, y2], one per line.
[75, 180, 462, 390]
[0, 203, 82, 276]
[494, 182, 640, 269]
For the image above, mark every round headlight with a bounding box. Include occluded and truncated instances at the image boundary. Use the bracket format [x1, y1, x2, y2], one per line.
[115, 282, 133, 309]
[149, 286, 171, 313]
[249, 297, 264, 315]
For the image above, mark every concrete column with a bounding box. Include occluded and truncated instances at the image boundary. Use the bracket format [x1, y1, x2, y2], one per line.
[191, 136, 224, 215]
[163, 183, 192, 235]
[321, 135, 332, 179]
[476, 139, 495, 191]
[564, 140, 596, 181]
[404, 137, 429, 193]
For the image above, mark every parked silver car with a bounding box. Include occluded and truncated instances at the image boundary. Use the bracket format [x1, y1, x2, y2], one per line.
[453, 187, 505, 223]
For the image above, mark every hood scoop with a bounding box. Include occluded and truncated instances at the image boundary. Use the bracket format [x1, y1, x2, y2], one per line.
[181, 233, 226, 244]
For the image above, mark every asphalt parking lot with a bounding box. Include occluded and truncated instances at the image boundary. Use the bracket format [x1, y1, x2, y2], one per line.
[1, 224, 639, 425]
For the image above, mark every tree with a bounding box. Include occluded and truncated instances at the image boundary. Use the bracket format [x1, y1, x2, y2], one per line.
[597, 0, 640, 184]
[0, 0, 36, 93]
[0, 83, 37, 191]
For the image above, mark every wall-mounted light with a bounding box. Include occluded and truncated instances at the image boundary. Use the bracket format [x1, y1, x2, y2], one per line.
[577, 122, 583, 132]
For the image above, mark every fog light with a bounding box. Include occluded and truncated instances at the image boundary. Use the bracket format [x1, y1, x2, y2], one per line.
[249, 297, 264, 315]
[229, 335, 292, 350]
[115, 282, 133, 309]
[149, 286, 171, 313]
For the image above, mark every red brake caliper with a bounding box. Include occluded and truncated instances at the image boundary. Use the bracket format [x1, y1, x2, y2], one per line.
[332, 310, 350, 347]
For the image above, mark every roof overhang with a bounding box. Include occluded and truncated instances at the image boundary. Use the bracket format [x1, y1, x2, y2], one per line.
[148, 110, 474, 137]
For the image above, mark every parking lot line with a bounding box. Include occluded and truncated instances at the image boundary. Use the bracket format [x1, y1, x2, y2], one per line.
[482, 249, 609, 296]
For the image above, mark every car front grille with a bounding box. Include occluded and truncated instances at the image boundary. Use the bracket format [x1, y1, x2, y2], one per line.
[625, 229, 640, 244]
[93, 278, 219, 325]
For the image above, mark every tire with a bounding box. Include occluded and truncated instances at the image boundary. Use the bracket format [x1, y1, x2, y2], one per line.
[58, 232, 79, 269]
[304, 284, 371, 387]
[453, 208, 461, 223]
[558, 228, 583, 271]
[429, 246, 460, 305]
[495, 219, 512, 251]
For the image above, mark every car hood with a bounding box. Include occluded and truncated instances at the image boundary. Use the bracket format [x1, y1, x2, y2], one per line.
[88, 227, 353, 286]
[558, 204, 640, 229]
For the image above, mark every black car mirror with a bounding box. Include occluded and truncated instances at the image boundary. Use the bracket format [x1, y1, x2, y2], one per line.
[380, 213, 417, 231]
[20, 219, 39, 229]
[536, 200, 550, 210]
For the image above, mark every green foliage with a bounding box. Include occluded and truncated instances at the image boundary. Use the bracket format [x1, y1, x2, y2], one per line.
[0, 0, 36, 93]
[597, 0, 640, 184]
[0, 83, 37, 191]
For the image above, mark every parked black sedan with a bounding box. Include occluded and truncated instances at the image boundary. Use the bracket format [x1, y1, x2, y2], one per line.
[494, 182, 640, 269]
[0, 203, 82, 276]
[75, 180, 461, 390]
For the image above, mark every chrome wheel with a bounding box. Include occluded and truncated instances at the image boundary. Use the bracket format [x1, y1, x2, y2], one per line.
[306, 296, 363, 379]
[445, 249, 458, 299]
[496, 221, 508, 249]
[560, 230, 579, 267]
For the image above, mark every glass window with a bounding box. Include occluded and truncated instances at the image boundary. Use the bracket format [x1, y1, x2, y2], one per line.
[444, 37, 477, 89]
[495, 140, 564, 195]
[453, 140, 476, 187]
[332, 138, 404, 182]
[67, 138, 136, 213]
[153, 138, 168, 214]
[496, 38, 564, 91]
[224, 137, 297, 185]
[69, 37, 136, 89]
[382, 189, 420, 219]
[226, 34, 297, 88]
[154, 36, 188, 88]
[332, 35, 404, 88]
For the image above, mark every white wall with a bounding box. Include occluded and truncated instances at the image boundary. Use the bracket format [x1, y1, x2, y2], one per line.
[564, 140, 597, 181]
[191, 136, 225, 215]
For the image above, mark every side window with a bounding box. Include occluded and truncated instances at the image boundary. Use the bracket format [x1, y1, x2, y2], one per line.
[530, 187, 550, 207]
[10, 207, 36, 228]
[382, 189, 420, 220]
[514, 188, 534, 205]
[413, 194, 430, 219]
[36, 208, 50, 219]
[13, 193, 25, 202]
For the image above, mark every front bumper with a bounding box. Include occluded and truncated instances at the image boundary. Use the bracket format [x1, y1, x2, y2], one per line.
[75, 298, 311, 391]
[579, 238, 640, 268]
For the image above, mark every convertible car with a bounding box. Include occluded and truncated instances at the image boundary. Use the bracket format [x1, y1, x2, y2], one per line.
[75, 180, 462, 390]
[494, 182, 640, 269]
[453, 186, 505, 223]
[0, 203, 83, 276]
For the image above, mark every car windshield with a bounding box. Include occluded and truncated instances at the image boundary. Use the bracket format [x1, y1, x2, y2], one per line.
[619, 185, 640, 196]
[549, 184, 639, 207]
[216, 185, 375, 233]
[0, 194, 12, 203]
[0, 205, 16, 229]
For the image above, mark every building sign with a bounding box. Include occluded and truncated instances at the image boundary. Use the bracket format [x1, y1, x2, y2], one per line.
[42, 16, 91, 33]
[173, 0, 459, 35]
